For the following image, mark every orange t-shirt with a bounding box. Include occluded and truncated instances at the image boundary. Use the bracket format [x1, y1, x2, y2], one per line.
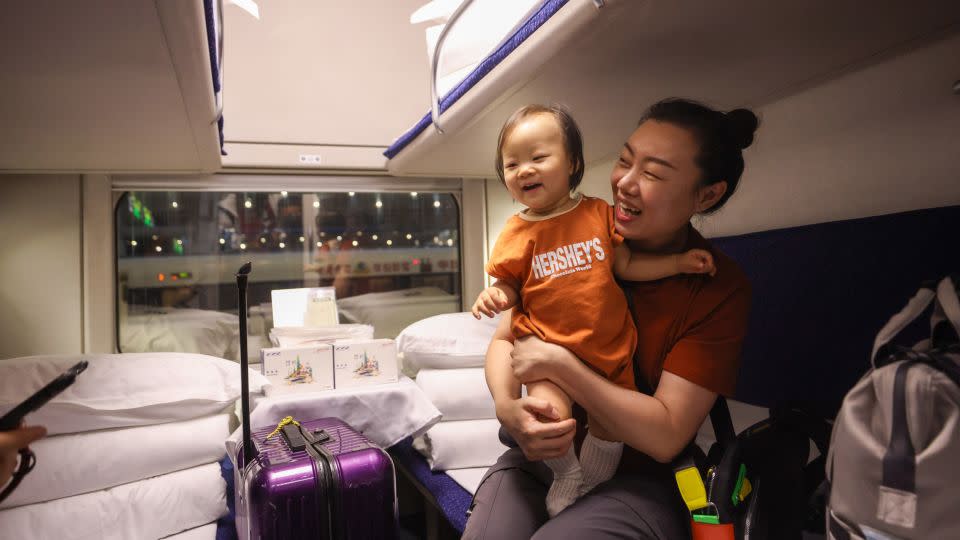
[486, 196, 637, 389]
[625, 226, 752, 397]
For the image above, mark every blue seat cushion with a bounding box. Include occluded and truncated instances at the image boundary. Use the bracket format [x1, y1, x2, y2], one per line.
[712, 204, 960, 416]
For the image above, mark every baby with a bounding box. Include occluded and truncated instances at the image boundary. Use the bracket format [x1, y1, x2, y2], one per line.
[473, 104, 715, 516]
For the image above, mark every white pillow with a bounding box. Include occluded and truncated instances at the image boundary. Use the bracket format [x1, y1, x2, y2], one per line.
[413, 419, 508, 470]
[397, 312, 501, 371]
[415, 368, 496, 421]
[0, 353, 269, 435]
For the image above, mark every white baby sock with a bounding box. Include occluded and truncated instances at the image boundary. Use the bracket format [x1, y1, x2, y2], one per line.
[579, 430, 623, 496]
[544, 446, 583, 517]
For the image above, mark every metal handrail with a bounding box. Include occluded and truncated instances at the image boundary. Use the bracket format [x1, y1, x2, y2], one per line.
[429, 0, 475, 134]
[428, 1, 599, 135]
[213, 0, 225, 125]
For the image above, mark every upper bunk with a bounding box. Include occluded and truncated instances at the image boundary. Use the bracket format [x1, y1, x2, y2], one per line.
[0, 0, 223, 173]
[385, 0, 960, 180]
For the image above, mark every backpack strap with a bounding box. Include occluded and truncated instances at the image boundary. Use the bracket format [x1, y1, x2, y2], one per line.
[876, 347, 959, 529]
[871, 284, 937, 368]
[883, 359, 918, 495]
[932, 275, 960, 348]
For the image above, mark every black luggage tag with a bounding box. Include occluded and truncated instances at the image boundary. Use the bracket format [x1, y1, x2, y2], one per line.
[280, 424, 307, 452]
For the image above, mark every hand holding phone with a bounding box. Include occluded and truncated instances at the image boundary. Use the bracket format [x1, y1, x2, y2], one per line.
[0, 426, 45, 485]
[0, 361, 85, 503]
[0, 361, 88, 431]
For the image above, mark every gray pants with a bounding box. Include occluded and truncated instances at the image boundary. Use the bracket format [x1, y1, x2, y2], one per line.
[462, 447, 690, 539]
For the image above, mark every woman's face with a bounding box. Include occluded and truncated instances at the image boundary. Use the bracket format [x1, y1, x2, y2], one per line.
[611, 120, 713, 251]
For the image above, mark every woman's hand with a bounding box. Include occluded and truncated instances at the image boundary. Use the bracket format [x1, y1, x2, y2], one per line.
[0, 425, 46, 487]
[510, 335, 576, 384]
[496, 396, 576, 461]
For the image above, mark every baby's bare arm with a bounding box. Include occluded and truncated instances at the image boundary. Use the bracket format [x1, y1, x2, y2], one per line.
[613, 244, 716, 281]
[471, 281, 520, 319]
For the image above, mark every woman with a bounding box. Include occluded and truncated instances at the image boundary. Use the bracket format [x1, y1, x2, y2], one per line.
[463, 98, 757, 539]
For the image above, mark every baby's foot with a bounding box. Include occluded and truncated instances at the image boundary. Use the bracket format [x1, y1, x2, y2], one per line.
[546, 468, 583, 517]
[579, 433, 623, 496]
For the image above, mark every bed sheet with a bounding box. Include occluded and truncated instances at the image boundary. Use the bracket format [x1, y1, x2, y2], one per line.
[445, 467, 488, 495]
[227, 377, 441, 463]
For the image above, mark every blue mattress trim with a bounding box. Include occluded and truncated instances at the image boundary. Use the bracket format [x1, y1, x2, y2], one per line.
[384, 0, 570, 159]
[217, 455, 238, 540]
[390, 437, 474, 534]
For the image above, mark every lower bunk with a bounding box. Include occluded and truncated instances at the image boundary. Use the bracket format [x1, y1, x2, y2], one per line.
[394, 203, 960, 535]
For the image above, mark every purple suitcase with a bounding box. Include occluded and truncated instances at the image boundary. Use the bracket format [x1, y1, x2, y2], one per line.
[233, 263, 398, 539]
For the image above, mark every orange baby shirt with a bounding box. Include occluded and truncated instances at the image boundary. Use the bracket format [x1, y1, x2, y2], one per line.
[486, 196, 638, 389]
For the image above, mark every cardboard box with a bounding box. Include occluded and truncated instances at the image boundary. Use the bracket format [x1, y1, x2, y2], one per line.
[261, 345, 334, 396]
[333, 339, 399, 389]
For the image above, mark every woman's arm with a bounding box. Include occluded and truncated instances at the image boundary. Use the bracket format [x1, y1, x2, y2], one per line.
[510, 337, 715, 463]
[485, 312, 577, 460]
[613, 244, 716, 281]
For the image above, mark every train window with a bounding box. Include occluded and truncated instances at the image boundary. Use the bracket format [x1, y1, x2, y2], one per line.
[115, 191, 461, 361]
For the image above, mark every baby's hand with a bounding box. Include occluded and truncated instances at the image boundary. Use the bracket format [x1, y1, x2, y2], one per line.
[677, 249, 716, 276]
[472, 286, 512, 319]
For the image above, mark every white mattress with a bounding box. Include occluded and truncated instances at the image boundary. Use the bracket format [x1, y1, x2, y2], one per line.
[0, 462, 227, 540]
[161, 522, 218, 540]
[419, 0, 544, 96]
[445, 467, 488, 495]
[1, 414, 230, 509]
[413, 419, 507, 470]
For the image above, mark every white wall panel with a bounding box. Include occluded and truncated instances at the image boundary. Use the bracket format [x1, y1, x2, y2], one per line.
[0, 176, 83, 359]
[571, 34, 960, 239]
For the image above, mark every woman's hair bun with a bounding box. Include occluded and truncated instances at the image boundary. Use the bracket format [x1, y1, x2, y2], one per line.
[725, 109, 759, 150]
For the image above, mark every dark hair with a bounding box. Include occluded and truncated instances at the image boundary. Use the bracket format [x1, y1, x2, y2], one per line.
[638, 98, 759, 214]
[495, 104, 585, 191]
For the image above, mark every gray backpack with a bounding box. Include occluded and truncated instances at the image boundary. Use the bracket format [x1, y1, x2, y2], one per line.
[826, 276, 960, 540]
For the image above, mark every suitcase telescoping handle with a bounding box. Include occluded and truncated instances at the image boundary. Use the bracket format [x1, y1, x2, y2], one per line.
[237, 262, 256, 468]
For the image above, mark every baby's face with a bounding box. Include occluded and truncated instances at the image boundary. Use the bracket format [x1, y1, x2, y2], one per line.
[500, 113, 574, 215]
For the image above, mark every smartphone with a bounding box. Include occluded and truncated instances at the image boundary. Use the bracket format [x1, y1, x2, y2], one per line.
[0, 361, 88, 431]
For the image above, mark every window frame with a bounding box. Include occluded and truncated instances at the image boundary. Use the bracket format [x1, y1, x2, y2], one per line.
[107, 173, 484, 354]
